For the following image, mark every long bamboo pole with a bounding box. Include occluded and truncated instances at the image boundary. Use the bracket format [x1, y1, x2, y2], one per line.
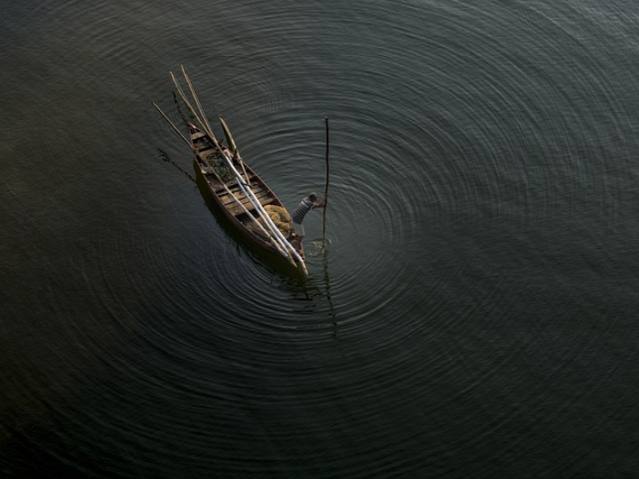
[180, 66, 251, 186]
[181, 65, 210, 130]
[322, 118, 330, 242]
[153, 102, 191, 146]
[170, 71, 207, 134]
[219, 116, 251, 186]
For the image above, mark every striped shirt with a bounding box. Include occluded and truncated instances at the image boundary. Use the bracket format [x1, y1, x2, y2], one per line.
[291, 196, 316, 224]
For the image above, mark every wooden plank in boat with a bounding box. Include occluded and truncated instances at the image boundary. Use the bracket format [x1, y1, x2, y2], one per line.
[223, 192, 270, 210]
[214, 183, 241, 197]
[220, 182, 242, 193]
[219, 184, 264, 200]
[222, 188, 270, 207]
[213, 176, 259, 195]
[198, 147, 217, 158]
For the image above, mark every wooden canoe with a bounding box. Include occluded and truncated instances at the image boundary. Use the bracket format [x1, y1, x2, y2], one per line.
[189, 124, 306, 273]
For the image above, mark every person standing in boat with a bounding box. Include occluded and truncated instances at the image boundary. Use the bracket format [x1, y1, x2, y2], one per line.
[290, 193, 325, 240]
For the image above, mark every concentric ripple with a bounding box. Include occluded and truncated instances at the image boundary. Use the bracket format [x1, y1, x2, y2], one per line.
[3, 0, 639, 477]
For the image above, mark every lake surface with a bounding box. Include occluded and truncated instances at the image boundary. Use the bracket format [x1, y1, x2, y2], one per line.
[3, 0, 639, 476]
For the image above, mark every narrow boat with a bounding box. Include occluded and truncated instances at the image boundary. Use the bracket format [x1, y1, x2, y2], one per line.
[190, 122, 306, 274]
[154, 66, 310, 275]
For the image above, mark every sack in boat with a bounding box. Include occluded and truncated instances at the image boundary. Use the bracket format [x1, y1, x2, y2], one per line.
[263, 205, 292, 237]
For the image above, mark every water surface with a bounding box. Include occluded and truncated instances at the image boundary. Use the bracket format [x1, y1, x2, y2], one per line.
[2, 0, 639, 477]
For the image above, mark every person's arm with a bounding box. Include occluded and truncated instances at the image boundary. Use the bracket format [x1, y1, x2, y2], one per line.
[312, 197, 326, 208]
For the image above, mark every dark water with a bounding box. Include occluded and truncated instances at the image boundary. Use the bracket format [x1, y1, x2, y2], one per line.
[3, 0, 639, 476]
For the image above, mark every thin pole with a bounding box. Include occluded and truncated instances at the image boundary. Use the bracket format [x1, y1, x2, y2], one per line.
[322, 118, 330, 242]
[153, 102, 191, 146]
[219, 116, 251, 186]
[181, 65, 210, 130]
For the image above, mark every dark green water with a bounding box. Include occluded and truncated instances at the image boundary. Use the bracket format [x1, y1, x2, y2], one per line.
[3, 0, 639, 477]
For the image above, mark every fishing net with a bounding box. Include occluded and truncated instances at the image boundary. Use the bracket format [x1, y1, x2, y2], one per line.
[263, 205, 293, 237]
[212, 158, 233, 182]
